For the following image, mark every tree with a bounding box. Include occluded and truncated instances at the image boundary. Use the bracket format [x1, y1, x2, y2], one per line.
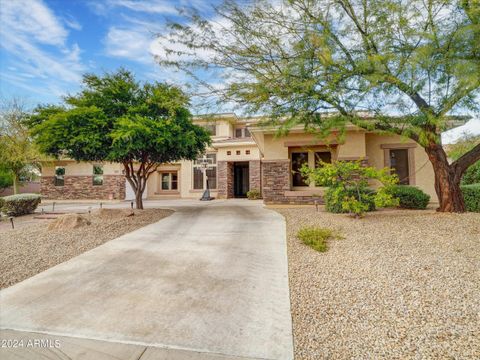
[159, 0, 480, 212]
[446, 134, 480, 184]
[0, 165, 13, 193]
[31, 69, 211, 209]
[0, 99, 41, 194]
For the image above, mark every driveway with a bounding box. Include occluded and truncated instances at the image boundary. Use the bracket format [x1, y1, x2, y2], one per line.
[0, 200, 293, 360]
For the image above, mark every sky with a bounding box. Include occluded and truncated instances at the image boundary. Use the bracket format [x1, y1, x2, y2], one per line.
[0, 0, 478, 143]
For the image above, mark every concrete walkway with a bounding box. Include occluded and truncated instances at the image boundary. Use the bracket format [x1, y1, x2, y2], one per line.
[0, 200, 293, 360]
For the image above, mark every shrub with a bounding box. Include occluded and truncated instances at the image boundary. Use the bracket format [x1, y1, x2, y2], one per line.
[461, 184, 480, 212]
[1, 193, 41, 216]
[302, 160, 399, 217]
[0, 197, 5, 213]
[325, 187, 376, 214]
[462, 161, 480, 185]
[297, 226, 342, 252]
[391, 185, 430, 209]
[247, 189, 262, 200]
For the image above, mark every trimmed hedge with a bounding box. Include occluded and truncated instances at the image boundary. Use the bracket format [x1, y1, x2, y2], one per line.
[461, 184, 480, 212]
[325, 187, 376, 214]
[1, 193, 41, 216]
[391, 185, 430, 209]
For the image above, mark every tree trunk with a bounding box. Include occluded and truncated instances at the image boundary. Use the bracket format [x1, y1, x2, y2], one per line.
[135, 190, 144, 210]
[425, 144, 465, 212]
[12, 174, 19, 195]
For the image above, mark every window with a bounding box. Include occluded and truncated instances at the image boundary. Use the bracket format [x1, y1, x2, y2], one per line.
[245, 150, 250, 155]
[92, 165, 104, 186]
[236, 150, 241, 155]
[193, 153, 217, 190]
[227, 151, 231, 155]
[54, 166, 65, 186]
[235, 127, 251, 138]
[202, 124, 216, 136]
[314, 152, 332, 167]
[389, 149, 410, 185]
[160, 172, 178, 191]
[291, 152, 308, 186]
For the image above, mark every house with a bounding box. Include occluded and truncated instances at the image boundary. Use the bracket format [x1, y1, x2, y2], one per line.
[40, 113, 456, 204]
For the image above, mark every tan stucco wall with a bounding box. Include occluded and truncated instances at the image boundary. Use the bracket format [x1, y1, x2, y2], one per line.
[216, 146, 261, 162]
[42, 161, 123, 176]
[262, 130, 366, 160]
[365, 134, 436, 199]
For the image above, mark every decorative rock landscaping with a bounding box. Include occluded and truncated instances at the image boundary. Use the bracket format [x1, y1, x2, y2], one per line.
[275, 206, 480, 359]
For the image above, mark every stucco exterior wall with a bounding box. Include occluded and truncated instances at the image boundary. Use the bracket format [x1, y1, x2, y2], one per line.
[262, 130, 366, 160]
[365, 134, 436, 199]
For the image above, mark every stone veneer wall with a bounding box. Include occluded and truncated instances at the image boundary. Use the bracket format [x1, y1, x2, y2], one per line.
[261, 157, 370, 204]
[41, 175, 126, 200]
[217, 161, 234, 198]
[248, 160, 261, 194]
[261, 160, 290, 204]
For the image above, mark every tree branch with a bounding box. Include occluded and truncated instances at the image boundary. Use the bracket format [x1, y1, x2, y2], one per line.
[451, 141, 480, 175]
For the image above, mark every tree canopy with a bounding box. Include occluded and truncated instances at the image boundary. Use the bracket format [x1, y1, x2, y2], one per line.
[0, 99, 42, 194]
[159, 0, 480, 212]
[32, 69, 211, 208]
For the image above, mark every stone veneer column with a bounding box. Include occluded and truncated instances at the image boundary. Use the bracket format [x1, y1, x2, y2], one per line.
[261, 160, 290, 203]
[41, 175, 126, 200]
[248, 160, 261, 194]
[217, 161, 234, 199]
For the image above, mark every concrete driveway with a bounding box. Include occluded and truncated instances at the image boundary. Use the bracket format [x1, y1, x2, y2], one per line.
[0, 200, 293, 360]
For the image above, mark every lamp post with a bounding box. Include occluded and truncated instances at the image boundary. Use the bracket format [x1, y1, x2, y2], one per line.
[199, 155, 214, 201]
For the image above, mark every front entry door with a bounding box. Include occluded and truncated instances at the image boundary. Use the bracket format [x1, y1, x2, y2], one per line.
[234, 162, 249, 197]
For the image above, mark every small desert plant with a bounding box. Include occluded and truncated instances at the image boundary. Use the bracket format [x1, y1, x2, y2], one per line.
[391, 185, 430, 209]
[297, 226, 343, 252]
[1, 193, 41, 216]
[247, 189, 262, 200]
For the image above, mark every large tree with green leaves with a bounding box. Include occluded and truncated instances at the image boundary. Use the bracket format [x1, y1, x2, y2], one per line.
[159, 0, 480, 212]
[0, 99, 42, 194]
[32, 69, 211, 209]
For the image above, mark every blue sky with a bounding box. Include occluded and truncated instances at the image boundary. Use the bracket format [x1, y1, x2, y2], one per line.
[0, 0, 478, 142]
[0, 0, 217, 106]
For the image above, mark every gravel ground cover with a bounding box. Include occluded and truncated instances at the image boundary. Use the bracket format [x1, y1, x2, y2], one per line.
[0, 209, 173, 289]
[274, 206, 480, 359]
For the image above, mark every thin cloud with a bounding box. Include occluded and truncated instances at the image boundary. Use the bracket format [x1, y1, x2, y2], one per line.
[0, 0, 86, 98]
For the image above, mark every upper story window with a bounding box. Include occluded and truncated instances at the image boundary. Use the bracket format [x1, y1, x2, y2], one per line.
[202, 123, 217, 136]
[235, 127, 250, 138]
[93, 165, 104, 186]
[54, 166, 65, 186]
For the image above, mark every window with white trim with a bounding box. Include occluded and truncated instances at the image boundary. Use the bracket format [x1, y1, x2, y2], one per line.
[160, 172, 178, 191]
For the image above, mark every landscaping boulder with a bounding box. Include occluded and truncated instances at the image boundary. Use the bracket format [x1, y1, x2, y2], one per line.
[48, 213, 90, 231]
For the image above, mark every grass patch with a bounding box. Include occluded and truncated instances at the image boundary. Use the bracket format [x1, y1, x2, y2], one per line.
[297, 226, 343, 252]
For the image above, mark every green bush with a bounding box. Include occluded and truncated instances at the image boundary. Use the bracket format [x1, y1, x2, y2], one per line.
[246, 189, 262, 200]
[325, 187, 376, 214]
[461, 184, 480, 212]
[1, 193, 41, 216]
[462, 161, 480, 185]
[297, 226, 342, 252]
[391, 185, 430, 209]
